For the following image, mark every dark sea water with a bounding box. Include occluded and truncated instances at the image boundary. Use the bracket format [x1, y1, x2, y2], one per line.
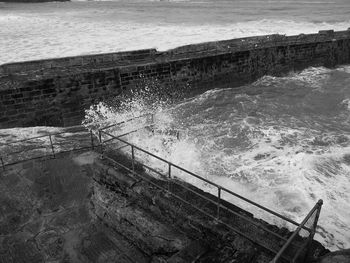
[1, 0, 350, 251]
[168, 66, 350, 250]
[99, 66, 350, 250]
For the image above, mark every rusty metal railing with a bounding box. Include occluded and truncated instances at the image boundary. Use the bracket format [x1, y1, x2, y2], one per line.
[98, 129, 323, 262]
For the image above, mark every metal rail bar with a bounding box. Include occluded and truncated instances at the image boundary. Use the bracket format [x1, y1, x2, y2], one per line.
[171, 177, 290, 243]
[113, 124, 156, 138]
[100, 113, 153, 131]
[1, 145, 96, 168]
[54, 146, 95, 155]
[0, 128, 89, 147]
[0, 115, 323, 262]
[0, 130, 97, 169]
[102, 155, 294, 259]
[2, 145, 49, 155]
[101, 132, 310, 259]
[0, 134, 50, 146]
[270, 200, 323, 263]
[131, 146, 292, 244]
[100, 130, 308, 230]
[302, 200, 323, 261]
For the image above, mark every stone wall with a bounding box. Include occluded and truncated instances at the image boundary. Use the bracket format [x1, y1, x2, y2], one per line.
[91, 155, 274, 262]
[0, 29, 350, 128]
[90, 151, 329, 262]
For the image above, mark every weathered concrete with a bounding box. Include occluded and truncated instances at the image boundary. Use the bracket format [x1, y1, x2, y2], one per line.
[0, 30, 350, 128]
[0, 132, 334, 262]
[1, 150, 270, 262]
[317, 249, 350, 263]
[0, 153, 149, 263]
[90, 150, 330, 262]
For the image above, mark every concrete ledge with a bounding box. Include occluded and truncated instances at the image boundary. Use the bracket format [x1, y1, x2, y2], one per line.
[1, 29, 350, 128]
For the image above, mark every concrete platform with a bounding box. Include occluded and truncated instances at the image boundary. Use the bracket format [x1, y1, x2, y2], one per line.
[0, 152, 149, 263]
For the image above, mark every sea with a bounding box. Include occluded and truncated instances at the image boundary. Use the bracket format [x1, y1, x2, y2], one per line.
[1, 0, 350, 251]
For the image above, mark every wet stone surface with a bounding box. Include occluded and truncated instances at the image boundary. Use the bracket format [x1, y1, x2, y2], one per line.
[0, 150, 330, 263]
[0, 152, 149, 263]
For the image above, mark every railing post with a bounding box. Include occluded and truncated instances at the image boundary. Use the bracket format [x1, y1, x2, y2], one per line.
[0, 157, 5, 171]
[49, 135, 55, 158]
[217, 187, 221, 219]
[168, 163, 172, 192]
[312, 200, 323, 233]
[272, 200, 323, 263]
[302, 199, 323, 263]
[90, 130, 94, 150]
[131, 145, 135, 175]
[98, 130, 103, 155]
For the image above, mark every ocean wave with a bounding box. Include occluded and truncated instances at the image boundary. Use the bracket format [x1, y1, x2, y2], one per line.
[1, 7, 349, 64]
[82, 65, 350, 250]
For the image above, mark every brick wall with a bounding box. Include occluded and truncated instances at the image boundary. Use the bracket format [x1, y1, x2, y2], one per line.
[1, 29, 350, 128]
[0, 49, 157, 76]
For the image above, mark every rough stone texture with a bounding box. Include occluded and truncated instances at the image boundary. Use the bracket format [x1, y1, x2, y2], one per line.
[1, 30, 350, 128]
[90, 152, 329, 262]
[91, 157, 267, 262]
[0, 142, 331, 262]
[0, 152, 149, 263]
[317, 249, 350, 263]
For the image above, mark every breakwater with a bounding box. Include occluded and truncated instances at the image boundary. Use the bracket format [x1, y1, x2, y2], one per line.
[0, 29, 350, 128]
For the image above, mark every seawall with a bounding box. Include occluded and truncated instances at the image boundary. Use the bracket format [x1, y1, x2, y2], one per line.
[0, 29, 350, 128]
[91, 151, 327, 262]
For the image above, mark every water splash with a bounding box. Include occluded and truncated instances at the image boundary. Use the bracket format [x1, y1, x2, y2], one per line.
[83, 66, 350, 250]
[83, 75, 189, 130]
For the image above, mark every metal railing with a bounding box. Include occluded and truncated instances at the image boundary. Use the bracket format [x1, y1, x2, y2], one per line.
[0, 115, 323, 262]
[0, 126, 96, 170]
[0, 112, 156, 170]
[99, 113, 154, 132]
[271, 200, 323, 263]
[98, 129, 323, 262]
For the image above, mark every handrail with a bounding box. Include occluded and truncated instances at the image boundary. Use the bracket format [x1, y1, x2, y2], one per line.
[99, 130, 323, 261]
[99, 113, 153, 131]
[100, 130, 308, 230]
[271, 200, 323, 263]
[0, 125, 88, 147]
[102, 154, 293, 256]
[0, 114, 154, 169]
[0, 116, 323, 262]
[0, 127, 95, 169]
